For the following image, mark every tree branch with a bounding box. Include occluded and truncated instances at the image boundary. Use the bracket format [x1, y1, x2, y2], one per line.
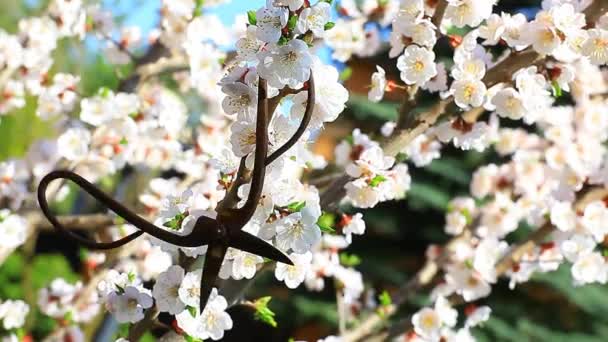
[320, 0, 607, 209]
[344, 186, 608, 341]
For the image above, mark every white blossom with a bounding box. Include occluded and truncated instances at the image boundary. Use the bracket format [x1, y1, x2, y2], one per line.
[255, 5, 288, 43]
[0, 300, 29, 330]
[275, 252, 312, 288]
[175, 288, 233, 341]
[153, 265, 186, 315]
[368, 66, 386, 103]
[297, 2, 331, 37]
[397, 45, 437, 86]
[106, 286, 153, 323]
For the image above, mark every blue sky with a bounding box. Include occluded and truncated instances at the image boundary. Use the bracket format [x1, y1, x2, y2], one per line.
[100, 0, 334, 65]
[103, 0, 266, 34]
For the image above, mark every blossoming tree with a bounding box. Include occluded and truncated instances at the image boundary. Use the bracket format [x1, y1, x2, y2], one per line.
[0, 0, 608, 341]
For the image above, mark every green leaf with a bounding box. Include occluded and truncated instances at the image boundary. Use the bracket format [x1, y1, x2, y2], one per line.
[140, 332, 157, 342]
[253, 296, 278, 328]
[339, 66, 352, 81]
[63, 311, 74, 325]
[278, 36, 289, 46]
[193, 0, 204, 17]
[78, 247, 89, 262]
[119, 137, 128, 145]
[369, 175, 387, 188]
[395, 152, 408, 163]
[379, 290, 392, 306]
[15, 328, 25, 339]
[163, 212, 187, 230]
[317, 212, 336, 234]
[287, 201, 306, 213]
[376, 290, 393, 318]
[184, 334, 204, 342]
[187, 305, 198, 317]
[302, 32, 314, 46]
[97, 86, 112, 98]
[552, 80, 563, 98]
[288, 15, 297, 31]
[324, 22, 335, 30]
[115, 284, 125, 294]
[127, 271, 136, 283]
[247, 10, 257, 25]
[339, 253, 361, 267]
[344, 134, 354, 145]
[116, 323, 129, 339]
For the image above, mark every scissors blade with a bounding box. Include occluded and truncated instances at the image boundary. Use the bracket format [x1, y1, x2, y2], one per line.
[199, 242, 228, 310]
[229, 230, 293, 265]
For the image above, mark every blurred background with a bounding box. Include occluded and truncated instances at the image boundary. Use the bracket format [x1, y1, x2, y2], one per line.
[1, 1, 607, 341]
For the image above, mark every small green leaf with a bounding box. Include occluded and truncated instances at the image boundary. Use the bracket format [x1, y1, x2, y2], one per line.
[193, 0, 204, 17]
[187, 305, 198, 317]
[184, 335, 204, 342]
[15, 328, 25, 339]
[339, 253, 361, 267]
[369, 175, 387, 188]
[376, 291, 392, 318]
[379, 290, 392, 306]
[278, 36, 289, 46]
[247, 10, 257, 25]
[119, 137, 128, 145]
[78, 247, 89, 261]
[339, 66, 352, 81]
[395, 152, 408, 163]
[551, 80, 563, 98]
[63, 311, 74, 324]
[287, 201, 306, 213]
[253, 296, 278, 328]
[324, 22, 335, 30]
[163, 212, 187, 230]
[461, 208, 473, 225]
[344, 134, 354, 145]
[127, 271, 136, 283]
[317, 212, 336, 234]
[98, 87, 111, 98]
[288, 15, 298, 31]
[464, 259, 473, 269]
[115, 284, 125, 294]
[302, 32, 314, 46]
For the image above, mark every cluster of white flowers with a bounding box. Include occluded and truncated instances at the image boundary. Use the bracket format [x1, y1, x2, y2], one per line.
[408, 297, 490, 342]
[0, 299, 29, 334]
[38, 278, 100, 322]
[336, 129, 411, 208]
